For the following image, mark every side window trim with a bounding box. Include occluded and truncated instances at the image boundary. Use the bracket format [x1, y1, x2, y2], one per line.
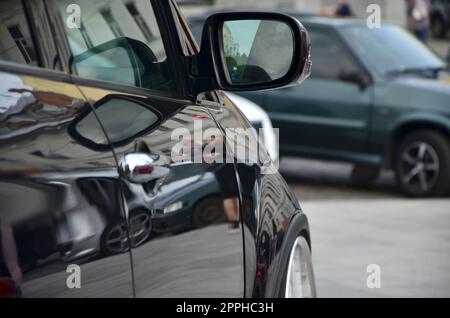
[70, 74, 190, 101]
[153, 0, 191, 97]
[169, 0, 199, 56]
[0, 60, 72, 83]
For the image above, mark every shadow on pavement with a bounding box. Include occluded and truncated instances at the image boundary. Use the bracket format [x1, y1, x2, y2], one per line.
[279, 157, 402, 201]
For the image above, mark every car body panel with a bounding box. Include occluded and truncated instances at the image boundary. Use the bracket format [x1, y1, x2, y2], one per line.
[226, 92, 279, 164]
[213, 91, 303, 297]
[75, 84, 245, 297]
[0, 65, 134, 298]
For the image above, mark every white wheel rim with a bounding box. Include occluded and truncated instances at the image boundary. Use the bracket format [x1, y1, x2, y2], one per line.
[285, 236, 315, 298]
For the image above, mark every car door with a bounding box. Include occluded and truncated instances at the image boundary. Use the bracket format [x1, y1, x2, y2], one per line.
[265, 26, 373, 159]
[53, 0, 245, 297]
[0, 0, 133, 297]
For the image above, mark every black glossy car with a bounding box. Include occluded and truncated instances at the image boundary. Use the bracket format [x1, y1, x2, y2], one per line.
[0, 0, 314, 298]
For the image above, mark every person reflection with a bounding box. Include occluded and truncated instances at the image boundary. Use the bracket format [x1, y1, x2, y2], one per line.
[224, 198, 240, 233]
[202, 135, 240, 233]
[0, 217, 22, 297]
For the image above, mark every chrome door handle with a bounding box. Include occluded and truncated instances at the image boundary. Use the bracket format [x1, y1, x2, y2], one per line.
[118, 153, 169, 184]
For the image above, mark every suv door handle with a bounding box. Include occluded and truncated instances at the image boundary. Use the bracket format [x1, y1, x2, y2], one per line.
[118, 153, 169, 184]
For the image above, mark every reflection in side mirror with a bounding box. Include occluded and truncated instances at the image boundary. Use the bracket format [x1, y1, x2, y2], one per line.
[222, 20, 294, 85]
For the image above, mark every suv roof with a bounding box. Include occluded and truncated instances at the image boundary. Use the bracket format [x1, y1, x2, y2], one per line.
[188, 9, 371, 28]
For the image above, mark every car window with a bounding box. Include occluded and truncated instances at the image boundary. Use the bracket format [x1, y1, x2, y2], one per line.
[0, 0, 38, 66]
[58, 0, 176, 93]
[308, 28, 360, 80]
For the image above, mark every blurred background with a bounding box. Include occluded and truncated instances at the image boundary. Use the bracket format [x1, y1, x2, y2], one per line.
[179, 0, 449, 58]
[179, 0, 450, 297]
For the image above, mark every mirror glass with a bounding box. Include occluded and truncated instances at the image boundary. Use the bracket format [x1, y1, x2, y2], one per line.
[222, 20, 294, 85]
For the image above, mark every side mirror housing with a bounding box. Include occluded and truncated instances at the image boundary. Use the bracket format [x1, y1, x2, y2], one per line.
[190, 12, 311, 96]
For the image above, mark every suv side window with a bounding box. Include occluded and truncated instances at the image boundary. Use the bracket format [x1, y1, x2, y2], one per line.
[309, 28, 360, 80]
[58, 0, 176, 93]
[0, 0, 38, 66]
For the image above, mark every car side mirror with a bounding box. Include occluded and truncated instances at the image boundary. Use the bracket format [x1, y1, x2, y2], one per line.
[338, 70, 371, 90]
[191, 12, 311, 96]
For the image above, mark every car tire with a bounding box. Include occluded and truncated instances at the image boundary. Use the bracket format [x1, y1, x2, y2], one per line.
[192, 197, 226, 229]
[281, 236, 317, 298]
[395, 130, 450, 197]
[100, 219, 129, 255]
[350, 164, 381, 186]
[128, 210, 152, 248]
[431, 16, 447, 39]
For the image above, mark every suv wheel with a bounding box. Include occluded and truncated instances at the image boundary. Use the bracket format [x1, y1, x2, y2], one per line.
[283, 236, 316, 298]
[395, 130, 450, 197]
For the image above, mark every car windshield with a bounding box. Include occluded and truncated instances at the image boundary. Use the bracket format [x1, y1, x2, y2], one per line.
[342, 25, 445, 76]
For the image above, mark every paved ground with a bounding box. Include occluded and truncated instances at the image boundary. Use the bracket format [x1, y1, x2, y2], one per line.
[281, 157, 450, 297]
[281, 158, 400, 201]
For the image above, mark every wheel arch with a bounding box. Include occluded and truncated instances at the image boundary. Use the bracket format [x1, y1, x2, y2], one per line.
[268, 211, 311, 298]
[385, 120, 450, 169]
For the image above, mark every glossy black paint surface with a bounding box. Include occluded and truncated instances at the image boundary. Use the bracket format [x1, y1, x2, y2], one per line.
[76, 85, 245, 297]
[0, 70, 133, 297]
[213, 92, 305, 297]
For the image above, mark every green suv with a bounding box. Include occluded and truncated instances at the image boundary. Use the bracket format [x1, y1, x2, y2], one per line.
[239, 16, 450, 198]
